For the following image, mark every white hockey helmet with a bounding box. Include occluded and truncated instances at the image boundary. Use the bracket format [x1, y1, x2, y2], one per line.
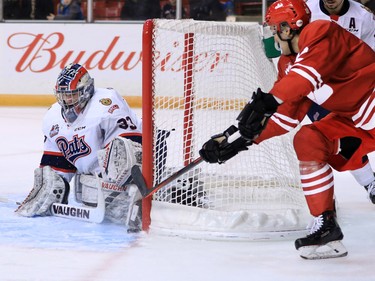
[54, 63, 95, 123]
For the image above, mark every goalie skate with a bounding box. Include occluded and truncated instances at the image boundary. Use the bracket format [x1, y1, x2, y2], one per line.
[295, 210, 348, 260]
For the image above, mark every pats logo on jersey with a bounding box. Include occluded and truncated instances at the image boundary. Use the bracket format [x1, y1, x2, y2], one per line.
[49, 124, 59, 138]
[100, 98, 112, 106]
[56, 134, 91, 164]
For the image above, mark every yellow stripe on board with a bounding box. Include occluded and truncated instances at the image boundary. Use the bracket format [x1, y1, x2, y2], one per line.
[0, 95, 143, 108]
[0, 95, 56, 107]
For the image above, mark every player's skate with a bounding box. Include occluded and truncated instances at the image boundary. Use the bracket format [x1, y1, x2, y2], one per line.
[295, 210, 347, 260]
[364, 180, 375, 204]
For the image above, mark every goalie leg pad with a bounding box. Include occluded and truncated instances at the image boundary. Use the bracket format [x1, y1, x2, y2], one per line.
[97, 137, 142, 187]
[15, 166, 69, 217]
[104, 183, 142, 231]
[124, 184, 142, 233]
[78, 175, 142, 229]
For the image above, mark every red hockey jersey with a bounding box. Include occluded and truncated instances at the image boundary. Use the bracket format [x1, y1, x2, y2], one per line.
[272, 20, 374, 119]
[257, 20, 375, 144]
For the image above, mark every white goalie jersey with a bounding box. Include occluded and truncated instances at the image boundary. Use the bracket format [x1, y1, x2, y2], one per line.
[16, 63, 143, 230]
[306, 0, 375, 50]
[41, 87, 142, 182]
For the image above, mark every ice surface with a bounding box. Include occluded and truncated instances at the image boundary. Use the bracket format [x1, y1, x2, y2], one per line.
[0, 107, 374, 281]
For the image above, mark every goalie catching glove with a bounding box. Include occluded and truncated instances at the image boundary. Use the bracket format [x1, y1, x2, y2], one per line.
[199, 125, 251, 164]
[237, 88, 279, 141]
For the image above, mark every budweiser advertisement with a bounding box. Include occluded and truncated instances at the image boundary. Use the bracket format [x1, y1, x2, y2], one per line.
[1, 23, 143, 96]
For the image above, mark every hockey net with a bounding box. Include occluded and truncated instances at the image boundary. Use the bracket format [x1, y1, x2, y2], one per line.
[142, 19, 310, 240]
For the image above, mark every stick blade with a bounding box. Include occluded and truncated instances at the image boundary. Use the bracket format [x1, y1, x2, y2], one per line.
[131, 165, 150, 197]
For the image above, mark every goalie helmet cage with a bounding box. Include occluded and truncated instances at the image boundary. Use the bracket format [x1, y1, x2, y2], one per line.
[142, 19, 311, 240]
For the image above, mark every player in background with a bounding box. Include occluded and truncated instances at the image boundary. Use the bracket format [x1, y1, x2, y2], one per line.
[276, 0, 375, 203]
[199, 0, 375, 259]
[307, 0, 374, 50]
[15, 63, 143, 232]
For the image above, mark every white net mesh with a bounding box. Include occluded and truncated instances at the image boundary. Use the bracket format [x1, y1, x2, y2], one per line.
[143, 19, 310, 240]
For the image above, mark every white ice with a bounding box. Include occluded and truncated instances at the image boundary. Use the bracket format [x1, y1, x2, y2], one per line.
[0, 107, 374, 281]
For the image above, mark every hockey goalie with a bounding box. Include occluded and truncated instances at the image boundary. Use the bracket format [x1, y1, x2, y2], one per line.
[15, 63, 143, 232]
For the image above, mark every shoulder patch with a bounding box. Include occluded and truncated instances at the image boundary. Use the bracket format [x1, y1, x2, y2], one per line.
[108, 104, 119, 113]
[49, 124, 59, 138]
[100, 98, 112, 106]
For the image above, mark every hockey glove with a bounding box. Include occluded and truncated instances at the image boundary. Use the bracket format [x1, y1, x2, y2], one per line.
[237, 88, 279, 141]
[199, 125, 251, 164]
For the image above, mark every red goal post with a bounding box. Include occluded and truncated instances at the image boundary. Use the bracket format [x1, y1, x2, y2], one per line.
[141, 19, 310, 240]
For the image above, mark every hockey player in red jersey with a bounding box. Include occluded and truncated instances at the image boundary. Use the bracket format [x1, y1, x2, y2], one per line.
[302, 0, 375, 200]
[272, 0, 375, 204]
[199, 0, 375, 259]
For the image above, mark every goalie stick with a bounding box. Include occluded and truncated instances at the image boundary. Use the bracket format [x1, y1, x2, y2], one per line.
[1, 195, 105, 223]
[50, 202, 105, 224]
[131, 131, 242, 198]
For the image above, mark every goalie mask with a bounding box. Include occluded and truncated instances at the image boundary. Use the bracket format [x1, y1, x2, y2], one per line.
[265, 0, 311, 35]
[54, 63, 95, 123]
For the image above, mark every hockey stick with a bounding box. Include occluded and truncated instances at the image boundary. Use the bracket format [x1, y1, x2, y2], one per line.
[50, 174, 105, 223]
[132, 131, 242, 198]
[131, 157, 204, 198]
[50, 202, 105, 223]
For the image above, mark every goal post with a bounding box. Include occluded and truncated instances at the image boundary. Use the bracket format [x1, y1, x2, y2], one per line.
[141, 19, 310, 240]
